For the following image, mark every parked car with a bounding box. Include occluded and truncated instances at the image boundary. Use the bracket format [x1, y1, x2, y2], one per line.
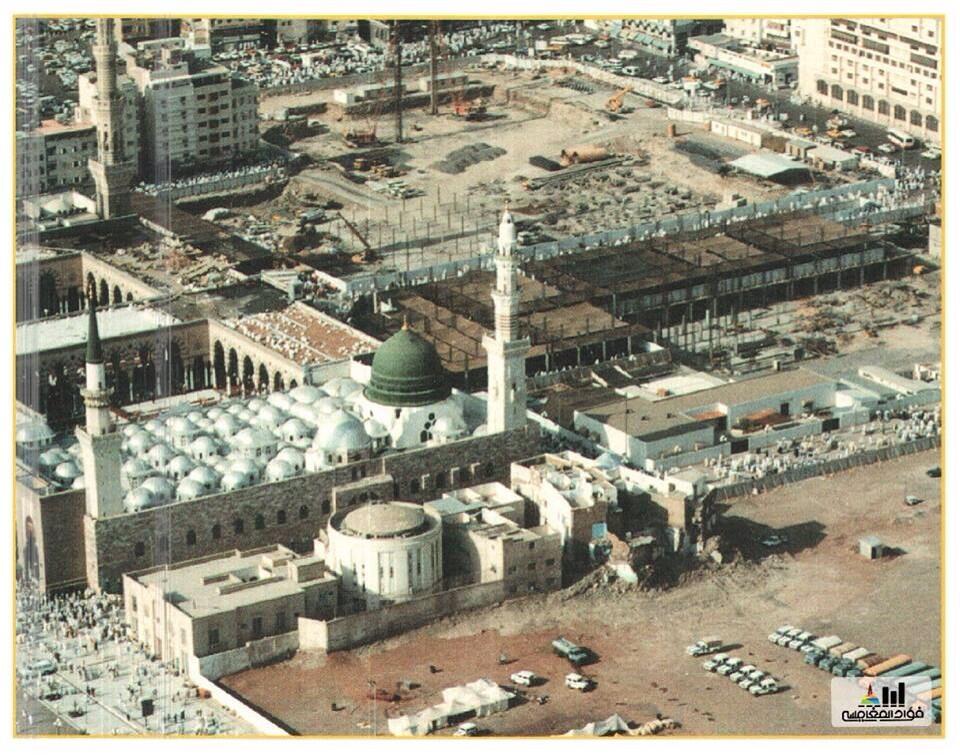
[904, 495, 923, 506]
[510, 671, 537, 686]
[565, 673, 593, 691]
[718, 658, 743, 676]
[926, 466, 942, 478]
[703, 653, 729, 672]
[454, 723, 479, 737]
[686, 637, 722, 656]
[805, 650, 826, 665]
[877, 143, 897, 154]
[26, 659, 57, 677]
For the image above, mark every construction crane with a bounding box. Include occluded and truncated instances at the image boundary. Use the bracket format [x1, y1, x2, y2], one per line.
[606, 87, 632, 113]
[392, 20, 403, 143]
[337, 211, 377, 263]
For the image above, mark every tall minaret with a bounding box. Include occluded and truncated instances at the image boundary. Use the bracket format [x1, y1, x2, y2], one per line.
[483, 209, 531, 432]
[88, 18, 135, 219]
[77, 293, 124, 519]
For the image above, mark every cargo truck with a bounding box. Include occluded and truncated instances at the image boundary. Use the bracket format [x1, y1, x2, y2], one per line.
[857, 654, 886, 670]
[812, 636, 842, 652]
[686, 637, 722, 656]
[842, 647, 871, 662]
[864, 654, 912, 677]
[830, 642, 858, 658]
[884, 661, 930, 679]
[552, 637, 591, 666]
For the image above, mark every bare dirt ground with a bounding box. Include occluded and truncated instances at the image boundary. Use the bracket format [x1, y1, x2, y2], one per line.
[223, 450, 942, 736]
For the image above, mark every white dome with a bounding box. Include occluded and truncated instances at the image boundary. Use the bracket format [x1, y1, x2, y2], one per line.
[39, 448, 70, 467]
[363, 418, 390, 439]
[122, 424, 141, 438]
[177, 478, 207, 501]
[168, 416, 199, 436]
[194, 417, 214, 431]
[123, 458, 152, 478]
[265, 458, 295, 482]
[187, 411, 205, 424]
[169, 455, 197, 478]
[289, 402, 319, 426]
[54, 461, 81, 481]
[71, 475, 86, 490]
[305, 447, 330, 473]
[314, 396, 342, 415]
[206, 407, 225, 420]
[230, 458, 261, 484]
[225, 403, 245, 416]
[214, 414, 242, 438]
[275, 446, 305, 470]
[127, 431, 154, 455]
[289, 385, 323, 404]
[144, 419, 165, 436]
[188, 465, 221, 490]
[233, 427, 277, 451]
[257, 405, 288, 426]
[222, 471, 252, 491]
[267, 392, 294, 410]
[65, 443, 82, 458]
[236, 409, 255, 424]
[323, 377, 362, 398]
[213, 458, 233, 475]
[247, 398, 267, 412]
[280, 418, 310, 441]
[125, 487, 155, 511]
[313, 409, 370, 452]
[148, 443, 176, 469]
[16, 421, 55, 445]
[142, 476, 175, 503]
[432, 414, 466, 439]
[190, 434, 221, 459]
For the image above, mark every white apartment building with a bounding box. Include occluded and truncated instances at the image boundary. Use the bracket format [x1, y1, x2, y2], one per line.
[723, 19, 795, 51]
[16, 120, 97, 197]
[795, 18, 941, 144]
[119, 38, 259, 175]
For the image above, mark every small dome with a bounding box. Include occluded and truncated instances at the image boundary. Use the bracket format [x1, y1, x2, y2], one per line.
[127, 431, 154, 455]
[314, 396, 342, 415]
[125, 487, 155, 511]
[17, 421, 55, 445]
[169, 455, 197, 478]
[144, 419, 165, 436]
[312, 409, 370, 452]
[187, 411, 205, 424]
[71, 475, 86, 490]
[247, 398, 267, 412]
[123, 457, 152, 477]
[188, 465, 221, 489]
[236, 409, 255, 424]
[275, 446, 305, 470]
[190, 434, 221, 459]
[265, 458, 295, 482]
[222, 470, 252, 492]
[267, 392, 294, 410]
[363, 418, 390, 439]
[54, 461, 81, 481]
[230, 458, 261, 483]
[176, 478, 207, 501]
[142, 476, 175, 502]
[213, 458, 233, 475]
[65, 443, 82, 458]
[280, 417, 310, 440]
[194, 417, 214, 431]
[289, 402, 319, 426]
[323, 376, 362, 398]
[432, 414, 466, 440]
[206, 407, 225, 420]
[148, 443, 176, 468]
[305, 447, 330, 473]
[168, 416, 199, 436]
[39, 448, 70, 467]
[214, 414, 241, 438]
[339, 502, 429, 538]
[290, 385, 323, 404]
[122, 424, 141, 438]
[233, 427, 277, 451]
[257, 405, 288, 426]
[225, 403, 245, 416]
[364, 328, 450, 407]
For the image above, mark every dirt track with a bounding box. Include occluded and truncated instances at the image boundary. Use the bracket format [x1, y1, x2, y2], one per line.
[223, 449, 942, 736]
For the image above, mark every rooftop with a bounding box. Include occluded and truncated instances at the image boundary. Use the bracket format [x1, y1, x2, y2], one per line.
[16, 305, 179, 357]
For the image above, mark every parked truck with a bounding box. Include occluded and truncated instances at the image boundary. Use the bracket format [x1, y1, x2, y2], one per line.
[885, 661, 930, 679]
[830, 642, 859, 658]
[686, 637, 722, 656]
[857, 654, 886, 670]
[812, 636, 842, 652]
[552, 637, 591, 666]
[842, 647, 871, 663]
[864, 654, 912, 677]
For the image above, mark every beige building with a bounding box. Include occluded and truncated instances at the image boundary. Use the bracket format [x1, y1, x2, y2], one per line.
[16, 120, 97, 197]
[795, 18, 941, 143]
[123, 545, 338, 670]
[119, 38, 259, 175]
[511, 454, 614, 569]
[426, 482, 562, 594]
[723, 19, 795, 51]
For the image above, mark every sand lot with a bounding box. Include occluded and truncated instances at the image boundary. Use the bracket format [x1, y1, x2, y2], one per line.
[223, 449, 942, 736]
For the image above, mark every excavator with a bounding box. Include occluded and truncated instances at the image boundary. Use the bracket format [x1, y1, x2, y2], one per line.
[606, 87, 632, 113]
[337, 211, 377, 264]
[451, 92, 487, 121]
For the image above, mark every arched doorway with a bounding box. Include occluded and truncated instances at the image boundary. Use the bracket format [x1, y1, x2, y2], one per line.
[113, 285, 122, 304]
[242, 356, 255, 393]
[39, 271, 59, 316]
[86, 273, 97, 304]
[99, 279, 109, 306]
[23, 517, 40, 582]
[227, 348, 239, 389]
[273, 371, 284, 392]
[213, 341, 226, 389]
[258, 364, 269, 392]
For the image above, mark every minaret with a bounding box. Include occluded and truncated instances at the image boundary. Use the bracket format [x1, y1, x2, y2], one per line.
[88, 18, 135, 219]
[483, 209, 531, 432]
[77, 294, 124, 519]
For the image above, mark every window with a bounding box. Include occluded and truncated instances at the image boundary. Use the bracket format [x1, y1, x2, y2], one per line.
[878, 100, 890, 115]
[926, 115, 939, 132]
[435, 472, 445, 490]
[134, 541, 145, 558]
[277, 509, 287, 525]
[894, 105, 906, 121]
[847, 90, 859, 106]
[186, 529, 196, 546]
[910, 110, 922, 126]
[321, 499, 331, 514]
[410, 479, 421, 494]
[255, 514, 265, 530]
[862, 94, 875, 110]
[131, 596, 138, 612]
[208, 627, 220, 648]
[299, 505, 309, 520]
[484, 462, 494, 477]
[233, 518, 244, 535]
[212, 523, 222, 540]
[546, 558, 556, 566]
[830, 84, 843, 100]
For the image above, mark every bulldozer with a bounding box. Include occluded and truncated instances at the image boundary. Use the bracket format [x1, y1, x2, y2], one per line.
[606, 87, 632, 113]
[451, 93, 487, 120]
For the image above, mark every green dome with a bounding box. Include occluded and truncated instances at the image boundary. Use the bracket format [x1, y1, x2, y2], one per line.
[364, 328, 451, 407]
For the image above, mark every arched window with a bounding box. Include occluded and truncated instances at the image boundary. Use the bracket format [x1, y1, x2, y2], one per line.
[816, 79, 828, 95]
[846, 90, 858, 106]
[299, 505, 309, 520]
[484, 462, 495, 477]
[322, 499, 331, 514]
[862, 95, 875, 111]
[435, 472, 446, 490]
[233, 518, 244, 535]
[254, 514, 265, 530]
[212, 523, 222, 540]
[910, 110, 922, 126]
[186, 529, 197, 546]
[878, 100, 890, 115]
[894, 104, 906, 121]
[830, 84, 843, 100]
[926, 115, 939, 132]
[276, 509, 287, 525]
[134, 541, 145, 558]
[411, 479, 421, 494]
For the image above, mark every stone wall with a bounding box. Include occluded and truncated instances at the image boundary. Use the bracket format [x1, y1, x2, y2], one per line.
[88, 425, 541, 592]
[16, 482, 88, 592]
[298, 579, 513, 653]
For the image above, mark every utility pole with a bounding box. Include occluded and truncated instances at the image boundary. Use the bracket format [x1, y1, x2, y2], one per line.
[392, 21, 403, 143]
[429, 20, 440, 116]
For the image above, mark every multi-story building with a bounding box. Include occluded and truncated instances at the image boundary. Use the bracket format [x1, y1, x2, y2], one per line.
[690, 33, 798, 88]
[181, 18, 275, 51]
[723, 19, 795, 51]
[16, 120, 97, 197]
[621, 19, 724, 56]
[115, 18, 181, 45]
[119, 38, 259, 176]
[795, 18, 941, 144]
[275, 19, 328, 46]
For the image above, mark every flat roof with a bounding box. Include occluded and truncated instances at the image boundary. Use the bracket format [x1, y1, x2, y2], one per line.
[132, 546, 334, 619]
[730, 152, 810, 179]
[16, 305, 179, 356]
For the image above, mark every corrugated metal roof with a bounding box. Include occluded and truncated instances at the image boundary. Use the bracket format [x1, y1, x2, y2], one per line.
[730, 152, 808, 178]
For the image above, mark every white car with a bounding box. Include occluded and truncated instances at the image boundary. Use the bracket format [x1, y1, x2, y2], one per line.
[454, 723, 479, 736]
[717, 658, 742, 676]
[877, 143, 897, 154]
[510, 670, 537, 686]
[26, 659, 57, 677]
[731, 665, 755, 683]
[565, 673, 593, 691]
